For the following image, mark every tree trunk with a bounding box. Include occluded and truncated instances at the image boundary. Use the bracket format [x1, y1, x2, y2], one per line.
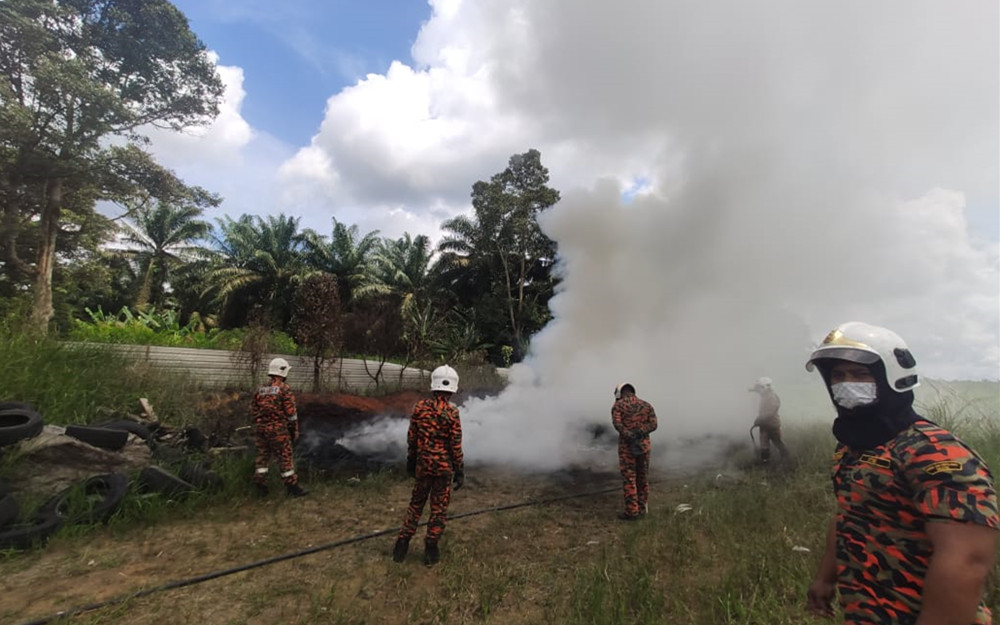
[30, 177, 62, 332]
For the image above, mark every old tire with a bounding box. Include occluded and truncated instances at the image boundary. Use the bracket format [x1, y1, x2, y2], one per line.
[137, 466, 195, 498]
[0, 493, 18, 529]
[95, 420, 152, 443]
[178, 463, 224, 492]
[0, 409, 44, 447]
[0, 512, 62, 550]
[64, 425, 129, 451]
[0, 401, 34, 412]
[39, 473, 129, 525]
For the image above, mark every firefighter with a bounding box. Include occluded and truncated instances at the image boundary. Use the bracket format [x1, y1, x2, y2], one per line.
[749, 377, 789, 465]
[393, 365, 465, 566]
[250, 357, 307, 497]
[612, 383, 658, 520]
[804, 322, 998, 623]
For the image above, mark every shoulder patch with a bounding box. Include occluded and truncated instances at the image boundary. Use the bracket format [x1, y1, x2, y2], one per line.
[923, 460, 963, 475]
[858, 453, 892, 469]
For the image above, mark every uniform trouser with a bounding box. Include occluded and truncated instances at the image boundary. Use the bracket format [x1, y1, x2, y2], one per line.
[618, 446, 650, 516]
[253, 424, 298, 486]
[398, 475, 452, 544]
[757, 423, 789, 459]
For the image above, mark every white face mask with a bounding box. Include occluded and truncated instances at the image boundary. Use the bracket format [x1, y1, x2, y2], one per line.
[831, 382, 878, 409]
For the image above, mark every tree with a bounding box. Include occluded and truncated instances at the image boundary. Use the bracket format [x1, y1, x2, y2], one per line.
[358, 233, 437, 315]
[0, 0, 223, 331]
[114, 201, 211, 310]
[205, 214, 306, 329]
[438, 149, 560, 361]
[291, 273, 342, 393]
[301, 217, 380, 308]
[342, 294, 405, 390]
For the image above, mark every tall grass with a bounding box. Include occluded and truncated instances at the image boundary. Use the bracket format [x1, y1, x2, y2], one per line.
[0, 327, 202, 426]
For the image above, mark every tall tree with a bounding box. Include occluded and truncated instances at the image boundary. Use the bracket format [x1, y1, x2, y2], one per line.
[0, 0, 223, 331]
[302, 217, 380, 308]
[115, 201, 211, 310]
[206, 213, 306, 329]
[438, 149, 560, 361]
[291, 273, 341, 393]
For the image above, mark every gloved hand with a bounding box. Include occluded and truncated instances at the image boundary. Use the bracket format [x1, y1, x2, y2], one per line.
[406, 457, 416, 478]
[288, 424, 300, 442]
[628, 429, 644, 440]
[453, 471, 464, 491]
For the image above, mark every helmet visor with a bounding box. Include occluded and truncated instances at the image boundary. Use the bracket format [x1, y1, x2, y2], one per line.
[805, 347, 879, 371]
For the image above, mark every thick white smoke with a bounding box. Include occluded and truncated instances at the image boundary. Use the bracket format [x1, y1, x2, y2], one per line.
[450, 0, 998, 471]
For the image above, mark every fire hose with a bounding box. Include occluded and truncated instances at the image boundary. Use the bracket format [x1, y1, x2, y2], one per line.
[14, 484, 622, 625]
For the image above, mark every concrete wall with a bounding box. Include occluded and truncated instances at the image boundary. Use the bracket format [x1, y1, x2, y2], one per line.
[78, 343, 428, 392]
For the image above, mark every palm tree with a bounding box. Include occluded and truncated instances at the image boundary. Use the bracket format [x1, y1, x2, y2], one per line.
[357, 233, 436, 314]
[301, 217, 381, 307]
[205, 213, 307, 328]
[116, 202, 211, 310]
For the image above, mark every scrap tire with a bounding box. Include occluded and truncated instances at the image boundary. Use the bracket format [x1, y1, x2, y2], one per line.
[94, 420, 152, 443]
[0, 409, 44, 447]
[64, 425, 129, 451]
[0, 493, 18, 529]
[39, 473, 129, 525]
[178, 463, 224, 492]
[0, 401, 34, 412]
[0, 512, 62, 550]
[137, 466, 195, 498]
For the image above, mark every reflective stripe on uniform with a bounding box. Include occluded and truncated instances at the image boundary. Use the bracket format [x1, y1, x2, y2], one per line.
[288, 414, 298, 422]
[256, 467, 269, 474]
[280, 469, 296, 478]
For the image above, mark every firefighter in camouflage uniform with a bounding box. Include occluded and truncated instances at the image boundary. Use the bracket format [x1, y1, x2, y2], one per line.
[393, 365, 464, 566]
[612, 383, 658, 520]
[805, 322, 997, 625]
[251, 358, 307, 497]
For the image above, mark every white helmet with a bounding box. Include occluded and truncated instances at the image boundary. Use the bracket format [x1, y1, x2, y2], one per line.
[755, 377, 773, 389]
[268, 357, 291, 378]
[805, 322, 919, 392]
[430, 365, 459, 393]
[614, 383, 635, 400]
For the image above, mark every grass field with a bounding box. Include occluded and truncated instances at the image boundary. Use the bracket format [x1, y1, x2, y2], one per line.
[0, 331, 997, 624]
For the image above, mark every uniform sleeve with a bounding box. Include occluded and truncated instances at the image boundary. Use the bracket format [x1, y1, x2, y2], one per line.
[449, 406, 464, 473]
[282, 384, 298, 423]
[249, 392, 261, 421]
[406, 404, 420, 462]
[643, 403, 658, 435]
[901, 438, 999, 528]
[611, 402, 624, 433]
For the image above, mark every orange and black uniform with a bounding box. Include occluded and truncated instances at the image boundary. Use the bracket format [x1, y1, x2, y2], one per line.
[831, 420, 998, 624]
[612, 394, 658, 517]
[398, 395, 464, 544]
[250, 377, 300, 487]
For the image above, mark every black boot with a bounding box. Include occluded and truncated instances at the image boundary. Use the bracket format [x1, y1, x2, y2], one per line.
[392, 537, 410, 563]
[423, 540, 440, 566]
[759, 448, 771, 465]
[286, 483, 308, 497]
[255, 483, 269, 498]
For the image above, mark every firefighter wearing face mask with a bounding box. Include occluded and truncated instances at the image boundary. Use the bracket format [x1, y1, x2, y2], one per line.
[804, 322, 997, 625]
[612, 383, 658, 520]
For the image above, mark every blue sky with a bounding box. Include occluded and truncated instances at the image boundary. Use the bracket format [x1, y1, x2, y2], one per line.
[172, 0, 431, 146]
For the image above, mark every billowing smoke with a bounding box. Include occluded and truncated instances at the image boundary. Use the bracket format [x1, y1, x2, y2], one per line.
[450, 1, 998, 471]
[319, 1, 996, 472]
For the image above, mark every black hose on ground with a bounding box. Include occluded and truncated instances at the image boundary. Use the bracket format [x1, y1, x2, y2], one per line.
[14, 484, 621, 625]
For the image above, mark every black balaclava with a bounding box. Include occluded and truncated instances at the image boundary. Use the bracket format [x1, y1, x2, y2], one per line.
[815, 360, 920, 450]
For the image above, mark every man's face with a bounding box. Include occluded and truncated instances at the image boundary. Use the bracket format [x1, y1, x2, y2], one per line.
[828, 361, 875, 385]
